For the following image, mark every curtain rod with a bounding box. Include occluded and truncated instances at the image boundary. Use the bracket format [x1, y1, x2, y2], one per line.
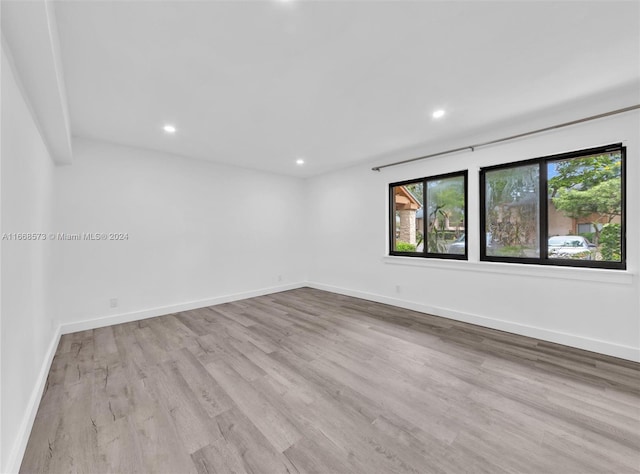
[371, 104, 640, 172]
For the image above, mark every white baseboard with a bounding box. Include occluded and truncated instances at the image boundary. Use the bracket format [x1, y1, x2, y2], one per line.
[60, 282, 305, 335]
[5, 326, 61, 474]
[306, 281, 640, 362]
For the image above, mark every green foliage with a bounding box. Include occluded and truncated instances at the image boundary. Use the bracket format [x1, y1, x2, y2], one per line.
[429, 184, 464, 219]
[600, 223, 622, 262]
[549, 152, 622, 247]
[493, 246, 528, 257]
[552, 178, 621, 222]
[578, 231, 595, 243]
[548, 153, 621, 196]
[486, 165, 538, 206]
[395, 241, 417, 252]
[426, 177, 465, 253]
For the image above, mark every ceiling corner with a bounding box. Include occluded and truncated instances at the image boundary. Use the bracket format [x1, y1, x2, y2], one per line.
[2, 0, 73, 164]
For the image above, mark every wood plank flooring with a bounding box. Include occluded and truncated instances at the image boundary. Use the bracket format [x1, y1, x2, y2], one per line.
[21, 288, 640, 473]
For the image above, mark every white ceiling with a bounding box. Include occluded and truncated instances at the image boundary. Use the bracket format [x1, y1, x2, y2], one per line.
[52, 1, 640, 177]
[2, 0, 73, 163]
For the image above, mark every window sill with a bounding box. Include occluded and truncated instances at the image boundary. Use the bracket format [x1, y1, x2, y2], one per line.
[382, 255, 634, 285]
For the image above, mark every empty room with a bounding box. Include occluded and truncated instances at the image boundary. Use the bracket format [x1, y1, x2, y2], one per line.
[1, 0, 639, 473]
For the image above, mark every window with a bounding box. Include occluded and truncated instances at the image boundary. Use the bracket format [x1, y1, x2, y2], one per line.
[483, 163, 540, 259]
[390, 180, 423, 254]
[480, 144, 625, 269]
[577, 223, 596, 235]
[390, 171, 467, 259]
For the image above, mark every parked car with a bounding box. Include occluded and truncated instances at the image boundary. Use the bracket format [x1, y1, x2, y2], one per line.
[548, 235, 597, 260]
[447, 233, 494, 254]
[448, 234, 466, 254]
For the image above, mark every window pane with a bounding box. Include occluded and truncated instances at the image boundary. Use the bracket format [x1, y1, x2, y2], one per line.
[485, 164, 539, 258]
[577, 223, 595, 235]
[426, 175, 465, 254]
[548, 151, 622, 262]
[392, 182, 423, 252]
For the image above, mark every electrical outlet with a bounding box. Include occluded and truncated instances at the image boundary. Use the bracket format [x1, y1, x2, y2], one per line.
[278, 275, 283, 282]
[110, 298, 118, 308]
[395, 285, 401, 293]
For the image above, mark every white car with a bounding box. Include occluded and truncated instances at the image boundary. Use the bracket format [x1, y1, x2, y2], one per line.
[447, 233, 494, 254]
[548, 235, 597, 260]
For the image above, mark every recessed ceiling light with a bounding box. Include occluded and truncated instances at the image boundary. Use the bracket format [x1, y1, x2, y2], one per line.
[432, 109, 446, 119]
[163, 124, 176, 133]
[276, 0, 297, 8]
[296, 159, 305, 165]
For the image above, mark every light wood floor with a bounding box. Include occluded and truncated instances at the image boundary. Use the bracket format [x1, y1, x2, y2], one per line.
[21, 288, 640, 473]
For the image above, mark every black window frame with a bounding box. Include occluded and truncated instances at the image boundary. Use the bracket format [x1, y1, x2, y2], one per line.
[389, 170, 468, 260]
[480, 144, 626, 270]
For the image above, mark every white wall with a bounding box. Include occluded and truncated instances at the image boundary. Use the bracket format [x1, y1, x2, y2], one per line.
[306, 111, 639, 361]
[52, 138, 307, 330]
[1, 43, 58, 473]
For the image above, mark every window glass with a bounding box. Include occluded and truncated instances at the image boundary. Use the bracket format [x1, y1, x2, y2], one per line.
[548, 151, 622, 263]
[484, 164, 540, 258]
[426, 175, 466, 255]
[391, 181, 423, 253]
[577, 223, 595, 235]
